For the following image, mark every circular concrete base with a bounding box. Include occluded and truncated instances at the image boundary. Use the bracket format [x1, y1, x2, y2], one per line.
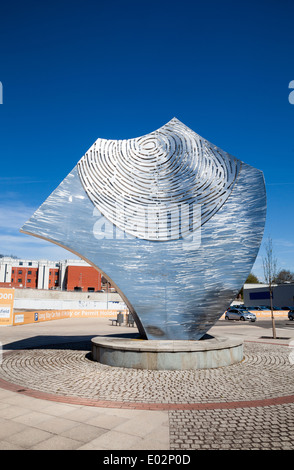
[91, 335, 243, 370]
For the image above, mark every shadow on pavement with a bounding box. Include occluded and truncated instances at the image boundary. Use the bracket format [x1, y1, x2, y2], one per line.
[2, 331, 141, 351]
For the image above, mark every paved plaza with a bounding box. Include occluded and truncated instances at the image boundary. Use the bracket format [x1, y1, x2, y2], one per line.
[0, 316, 293, 450]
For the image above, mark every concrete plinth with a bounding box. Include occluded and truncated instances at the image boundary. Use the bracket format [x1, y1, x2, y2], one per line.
[91, 335, 243, 370]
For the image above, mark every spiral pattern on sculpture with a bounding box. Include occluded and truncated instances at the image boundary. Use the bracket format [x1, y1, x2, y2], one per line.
[77, 118, 241, 241]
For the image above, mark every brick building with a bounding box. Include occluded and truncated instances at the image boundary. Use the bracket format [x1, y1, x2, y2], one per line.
[65, 265, 102, 292]
[0, 257, 111, 292]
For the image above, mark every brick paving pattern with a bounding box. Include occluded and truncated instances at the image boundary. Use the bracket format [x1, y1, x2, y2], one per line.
[169, 404, 294, 450]
[0, 319, 294, 450]
[0, 342, 293, 404]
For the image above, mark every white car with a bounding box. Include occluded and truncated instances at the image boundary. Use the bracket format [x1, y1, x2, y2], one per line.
[225, 308, 256, 322]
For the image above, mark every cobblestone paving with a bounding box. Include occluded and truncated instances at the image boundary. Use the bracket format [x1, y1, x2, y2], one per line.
[1, 341, 294, 450]
[0, 342, 293, 403]
[169, 404, 294, 450]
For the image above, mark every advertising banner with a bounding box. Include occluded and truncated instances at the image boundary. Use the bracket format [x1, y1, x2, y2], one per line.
[0, 288, 14, 326]
[12, 308, 126, 325]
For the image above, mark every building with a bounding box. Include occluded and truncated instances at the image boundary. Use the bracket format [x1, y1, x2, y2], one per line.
[0, 257, 112, 292]
[63, 263, 102, 292]
[243, 283, 294, 308]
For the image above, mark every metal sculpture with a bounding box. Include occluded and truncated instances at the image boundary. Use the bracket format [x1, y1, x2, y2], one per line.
[21, 118, 266, 340]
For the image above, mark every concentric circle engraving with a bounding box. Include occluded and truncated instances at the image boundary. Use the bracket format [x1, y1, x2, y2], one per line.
[77, 118, 241, 241]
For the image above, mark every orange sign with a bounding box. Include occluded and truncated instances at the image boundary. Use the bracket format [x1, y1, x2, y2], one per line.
[12, 308, 126, 325]
[0, 288, 14, 325]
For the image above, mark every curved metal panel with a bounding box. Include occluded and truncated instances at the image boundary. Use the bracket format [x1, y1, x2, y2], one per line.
[77, 119, 241, 241]
[21, 118, 266, 340]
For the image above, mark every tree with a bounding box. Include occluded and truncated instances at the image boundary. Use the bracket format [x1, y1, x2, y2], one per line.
[274, 269, 294, 284]
[246, 273, 260, 284]
[238, 273, 259, 299]
[262, 237, 277, 339]
[0, 254, 18, 259]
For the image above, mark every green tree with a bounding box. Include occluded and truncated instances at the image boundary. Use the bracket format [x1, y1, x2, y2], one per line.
[274, 269, 294, 284]
[238, 273, 259, 298]
[245, 273, 260, 284]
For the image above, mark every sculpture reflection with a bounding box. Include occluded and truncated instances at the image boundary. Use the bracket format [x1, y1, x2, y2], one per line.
[21, 118, 266, 340]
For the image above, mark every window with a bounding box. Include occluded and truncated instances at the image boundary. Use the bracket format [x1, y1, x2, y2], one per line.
[27, 279, 31, 283]
[28, 271, 32, 275]
[249, 292, 270, 300]
[18, 279, 22, 283]
[28, 262, 32, 266]
[18, 270, 22, 274]
[12, 269, 14, 274]
[19, 262, 23, 266]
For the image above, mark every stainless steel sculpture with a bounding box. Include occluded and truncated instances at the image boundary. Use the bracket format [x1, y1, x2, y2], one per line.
[21, 118, 266, 340]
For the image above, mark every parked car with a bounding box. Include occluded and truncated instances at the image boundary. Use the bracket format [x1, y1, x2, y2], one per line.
[288, 310, 294, 321]
[250, 306, 268, 311]
[227, 306, 251, 311]
[263, 306, 282, 310]
[225, 308, 256, 322]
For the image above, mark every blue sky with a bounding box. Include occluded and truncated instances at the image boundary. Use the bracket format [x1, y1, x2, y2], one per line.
[0, 0, 294, 281]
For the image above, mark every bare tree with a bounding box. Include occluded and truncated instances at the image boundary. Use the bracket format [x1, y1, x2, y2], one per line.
[262, 237, 277, 339]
